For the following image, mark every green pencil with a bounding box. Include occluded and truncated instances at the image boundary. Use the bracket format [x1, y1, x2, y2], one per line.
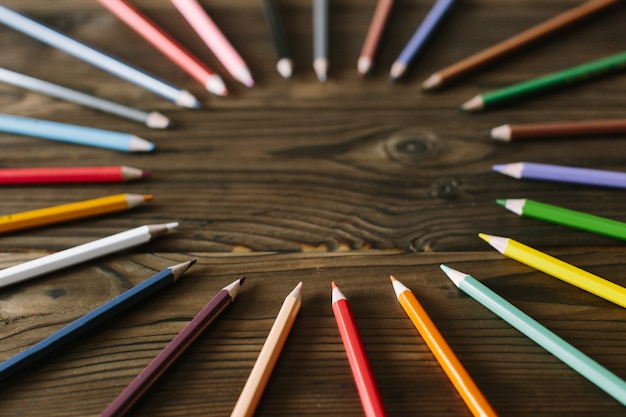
[497, 198, 626, 241]
[440, 264, 626, 406]
[461, 50, 626, 111]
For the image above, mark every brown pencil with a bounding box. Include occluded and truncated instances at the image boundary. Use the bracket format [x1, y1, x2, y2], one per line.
[489, 118, 626, 141]
[421, 0, 619, 90]
[100, 277, 245, 417]
[358, 0, 394, 76]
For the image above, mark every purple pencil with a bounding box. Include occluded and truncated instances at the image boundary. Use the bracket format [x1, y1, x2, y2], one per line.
[493, 162, 626, 189]
[100, 276, 245, 417]
[389, 0, 457, 81]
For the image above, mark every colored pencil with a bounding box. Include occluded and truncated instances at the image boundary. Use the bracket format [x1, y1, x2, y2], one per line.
[497, 198, 626, 242]
[358, 0, 394, 76]
[0, 67, 171, 129]
[0, 5, 199, 108]
[263, 0, 293, 79]
[101, 276, 245, 417]
[461, 50, 626, 111]
[98, 0, 227, 96]
[479, 233, 626, 309]
[230, 282, 303, 417]
[0, 166, 149, 185]
[171, 0, 254, 88]
[331, 282, 387, 417]
[422, 0, 620, 90]
[0, 222, 178, 290]
[0, 113, 154, 153]
[440, 264, 626, 406]
[389, 0, 457, 81]
[0, 260, 195, 383]
[492, 162, 626, 189]
[489, 118, 626, 141]
[0, 193, 152, 235]
[312, 0, 329, 82]
[390, 276, 497, 417]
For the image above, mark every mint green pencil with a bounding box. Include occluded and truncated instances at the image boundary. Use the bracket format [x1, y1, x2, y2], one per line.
[440, 264, 626, 406]
[461, 50, 626, 111]
[498, 198, 626, 241]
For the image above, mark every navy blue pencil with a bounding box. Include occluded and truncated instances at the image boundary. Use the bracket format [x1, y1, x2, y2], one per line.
[390, 0, 457, 81]
[0, 260, 195, 383]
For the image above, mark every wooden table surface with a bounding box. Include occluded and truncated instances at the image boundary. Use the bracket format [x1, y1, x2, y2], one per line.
[1, 1, 626, 416]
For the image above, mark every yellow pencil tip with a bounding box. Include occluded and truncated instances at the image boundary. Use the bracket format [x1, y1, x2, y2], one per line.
[478, 233, 490, 242]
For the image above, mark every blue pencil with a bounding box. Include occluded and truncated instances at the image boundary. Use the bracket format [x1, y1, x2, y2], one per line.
[0, 5, 200, 108]
[440, 264, 626, 406]
[390, 0, 457, 81]
[0, 260, 195, 383]
[0, 113, 154, 152]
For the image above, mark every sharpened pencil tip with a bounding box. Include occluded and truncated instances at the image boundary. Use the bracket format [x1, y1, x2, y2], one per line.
[170, 259, 196, 282]
[389, 275, 397, 282]
[239, 276, 246, 285]
[495, 199, 506, 206]
[331, 281, 337, 289]
[477, 233, 490, 242]
[143, 194, 154, 202]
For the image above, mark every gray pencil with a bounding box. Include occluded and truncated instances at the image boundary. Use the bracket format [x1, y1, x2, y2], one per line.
[0, 67, 171, 129]
[313, 0, 328, 82]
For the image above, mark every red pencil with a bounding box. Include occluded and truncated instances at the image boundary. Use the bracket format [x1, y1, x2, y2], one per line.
[0, 166, 149, 185]
[331, 282, 387, 417]
[100, 277, 245, 417]
[98, 0, 227, 96]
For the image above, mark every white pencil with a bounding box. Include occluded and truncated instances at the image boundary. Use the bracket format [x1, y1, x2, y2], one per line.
[0, 5, 199, 108]
[0, 67, 171, 129]
[0, 222, 178, 289]
[230, 282, 303, 417]
[171, 0, 254, 88]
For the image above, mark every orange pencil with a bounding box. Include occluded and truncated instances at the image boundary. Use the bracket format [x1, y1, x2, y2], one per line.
[98, 0, 227, 96]
[390, 276, 497, 417]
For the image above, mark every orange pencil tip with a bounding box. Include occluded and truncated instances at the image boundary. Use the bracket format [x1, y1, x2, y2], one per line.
[390, 275, 397, 282]
[143, 194, 154, 201]
[331, 281, 337, 289]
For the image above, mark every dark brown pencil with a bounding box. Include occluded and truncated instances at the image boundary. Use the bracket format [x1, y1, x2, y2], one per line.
[489, 118, 626, 141]
[100, 276, 246, 417]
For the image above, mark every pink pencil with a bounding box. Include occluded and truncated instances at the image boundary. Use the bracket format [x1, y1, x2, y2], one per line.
[98, 0, 227, 96]
[171, 0, 254, 87]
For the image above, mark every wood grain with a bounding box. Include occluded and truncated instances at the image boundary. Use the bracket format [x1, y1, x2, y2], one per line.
[0, 0, 625, 415]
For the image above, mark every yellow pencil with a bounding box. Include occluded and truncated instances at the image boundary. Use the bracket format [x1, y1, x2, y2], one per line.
[390, 276, 497, 417]
[479, 233, 626, 308]
[0, 193, 152, 234]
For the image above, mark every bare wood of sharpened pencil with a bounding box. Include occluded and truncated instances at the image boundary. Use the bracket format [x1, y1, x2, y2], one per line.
[358, 0, 394, 76]
[230, 282, 303, 417]
[0, 67, 170, 129]
[490, 118, 626, 141]
[421, 0, 619, 90]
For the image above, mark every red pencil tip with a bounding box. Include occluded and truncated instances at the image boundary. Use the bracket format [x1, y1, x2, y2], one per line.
[142, 170, 152, 179]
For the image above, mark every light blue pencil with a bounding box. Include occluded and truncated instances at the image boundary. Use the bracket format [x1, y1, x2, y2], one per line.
[0, 67, 171, 128]
[0, 113, 154, 152]
[0, 4, 199, 108]
[390, 0, 457, 81]
[440, 264, 626, 406]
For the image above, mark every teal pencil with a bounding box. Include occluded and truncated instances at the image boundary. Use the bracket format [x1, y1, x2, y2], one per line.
[440, 264, 626, 406]
[461, 50, 626, 111]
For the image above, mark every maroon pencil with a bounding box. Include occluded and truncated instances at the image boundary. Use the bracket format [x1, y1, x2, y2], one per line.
[100, 276, 246, 417]
[489, 118, 626, 141]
